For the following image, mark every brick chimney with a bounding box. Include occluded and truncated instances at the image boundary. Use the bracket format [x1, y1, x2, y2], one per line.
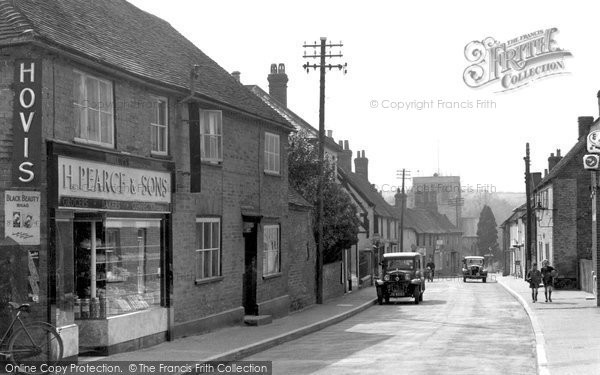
[579, 116, 594, 139]
[267, 63, 288, 106]
[354, 150, 368, 180]
[231, 71, 241, 82]
[548, 149, 562, 171]
[338, 140, 352, 173]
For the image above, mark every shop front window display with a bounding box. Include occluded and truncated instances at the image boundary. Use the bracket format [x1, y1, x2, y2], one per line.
[74, 218, 162, 319]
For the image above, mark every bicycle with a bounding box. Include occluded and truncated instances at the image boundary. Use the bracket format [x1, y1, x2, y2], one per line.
[0, 302, 63, 374]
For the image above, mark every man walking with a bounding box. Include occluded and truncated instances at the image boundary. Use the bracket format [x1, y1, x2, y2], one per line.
[526, 262, 542, 303]
[426, 257, 435, 282]
[541, 259, 556, 302]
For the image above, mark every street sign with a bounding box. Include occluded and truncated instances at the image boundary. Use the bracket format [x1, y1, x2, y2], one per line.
[584, 154, 600, 170]
[588, 130, 600, 153]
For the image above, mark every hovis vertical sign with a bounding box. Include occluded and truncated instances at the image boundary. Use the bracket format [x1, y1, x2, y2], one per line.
[12, 59, 42, 187]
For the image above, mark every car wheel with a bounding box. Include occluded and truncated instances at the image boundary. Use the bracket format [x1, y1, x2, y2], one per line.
[483, 277, 487, 283]
[413, 286, 420, 305]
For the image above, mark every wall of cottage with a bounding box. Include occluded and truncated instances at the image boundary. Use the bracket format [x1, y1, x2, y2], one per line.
[552, 179, 578, 279]
[539, 151, 593, 282]
[172, 109, 291, 329]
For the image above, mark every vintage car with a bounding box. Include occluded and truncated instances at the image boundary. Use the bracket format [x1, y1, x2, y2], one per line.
[462, 256, 488, 282]
[375, 252, 425, 305]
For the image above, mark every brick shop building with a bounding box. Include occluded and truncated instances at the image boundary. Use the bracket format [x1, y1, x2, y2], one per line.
[0, 0, 306, 358]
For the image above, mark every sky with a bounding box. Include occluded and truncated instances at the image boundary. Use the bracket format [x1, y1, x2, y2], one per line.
[128, 0, 600, 193]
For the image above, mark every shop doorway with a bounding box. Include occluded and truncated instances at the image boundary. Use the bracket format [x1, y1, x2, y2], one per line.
[242, 222, 258, 315]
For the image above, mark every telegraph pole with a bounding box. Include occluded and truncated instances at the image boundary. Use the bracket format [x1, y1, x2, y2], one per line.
[524, 143, 533, 272]
[303, 37, 347, 304]
[396, 169, 411, 251]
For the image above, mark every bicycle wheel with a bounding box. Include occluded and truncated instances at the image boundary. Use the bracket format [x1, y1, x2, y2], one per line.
[8, 322, 63, 374]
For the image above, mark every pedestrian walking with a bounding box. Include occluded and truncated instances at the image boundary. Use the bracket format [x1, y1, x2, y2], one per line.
[526, 262, 542, 303]
[540, 259, 556, 302]
[426, 257, 435, 282]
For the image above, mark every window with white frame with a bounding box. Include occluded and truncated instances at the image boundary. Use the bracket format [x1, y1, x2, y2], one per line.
[195, 217, 221, 280]
[151, 97, 168, 154]
[263, 225, 280, 276]
[199, 110, 223, 162]
[264, 132, 280, 174]
[73, 71, 114, 147]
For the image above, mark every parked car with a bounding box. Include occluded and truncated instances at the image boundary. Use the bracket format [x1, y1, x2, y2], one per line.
[375, 252, 425, 305]
[462, 256, 488, 282]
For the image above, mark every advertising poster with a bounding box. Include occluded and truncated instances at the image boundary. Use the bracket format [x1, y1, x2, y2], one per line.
[4, 190, 40, 245]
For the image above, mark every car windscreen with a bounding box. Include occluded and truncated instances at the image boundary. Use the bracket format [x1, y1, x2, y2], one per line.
[466, 259, 483, 265]
[384, 258, 414, 270]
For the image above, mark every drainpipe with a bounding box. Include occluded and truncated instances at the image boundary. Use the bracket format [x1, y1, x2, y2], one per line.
[179, 65, 201, 104]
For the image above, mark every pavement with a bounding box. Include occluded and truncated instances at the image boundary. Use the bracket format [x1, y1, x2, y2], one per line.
[89, 286, 377, 363]
[498, 274, 600, 375]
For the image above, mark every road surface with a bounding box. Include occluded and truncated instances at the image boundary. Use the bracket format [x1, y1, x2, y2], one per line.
[244, 278, 537, 374]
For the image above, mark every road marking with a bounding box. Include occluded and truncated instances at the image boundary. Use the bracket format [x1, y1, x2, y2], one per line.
[498, 279, 549, 375]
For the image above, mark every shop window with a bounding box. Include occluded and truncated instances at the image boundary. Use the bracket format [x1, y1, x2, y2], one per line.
[263, 224, 280, 276]
[73, 71, 114, 147]
[199, 110, 223, 163]
[195, 217, 221, 280]
[74, 218, 162, 319]
[264, 132, 280, 174]
[151, 97, 168, 154]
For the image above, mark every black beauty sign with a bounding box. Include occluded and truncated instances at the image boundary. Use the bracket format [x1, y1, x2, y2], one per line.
[12, 59, 42, 187]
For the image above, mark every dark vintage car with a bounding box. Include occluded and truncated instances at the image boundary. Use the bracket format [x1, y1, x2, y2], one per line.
[462, 256, 488, 282]
[375, 252, 425, 305]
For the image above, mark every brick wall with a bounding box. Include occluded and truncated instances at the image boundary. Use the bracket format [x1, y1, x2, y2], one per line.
[172, 110, 291, 325]
[553, 179, 578, 278]
[323, 261, 344, 301]
[287, 206, 316, 311]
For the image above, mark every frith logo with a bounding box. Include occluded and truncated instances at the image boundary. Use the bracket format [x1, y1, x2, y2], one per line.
[463, 28, 572, 92]
[13, 59, 42, 186]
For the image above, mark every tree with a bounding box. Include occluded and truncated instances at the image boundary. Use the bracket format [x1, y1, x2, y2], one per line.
[288, 131, 360, 263]
[476, 205, 500, 259]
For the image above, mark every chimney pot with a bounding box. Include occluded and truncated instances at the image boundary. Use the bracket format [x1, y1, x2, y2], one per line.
[268, 63, 289, 106]
[231, 71, 241, 82]
[556, 149, 561, 157]
[338, 140, 343, 147]
[344, 140, 349, 150]
[327, 130, 332, 138]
